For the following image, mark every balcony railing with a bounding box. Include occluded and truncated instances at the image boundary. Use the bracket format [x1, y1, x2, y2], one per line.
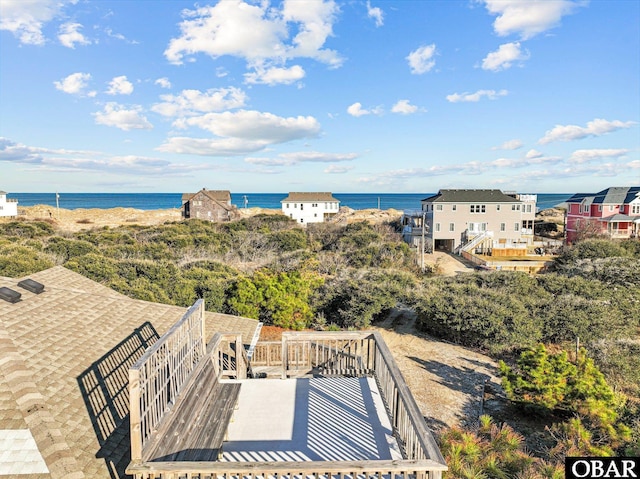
[127, 304, 447, 479]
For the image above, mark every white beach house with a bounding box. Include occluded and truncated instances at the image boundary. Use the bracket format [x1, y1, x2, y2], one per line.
[281, 192, 340, 225]
[0, 190, 18, 217]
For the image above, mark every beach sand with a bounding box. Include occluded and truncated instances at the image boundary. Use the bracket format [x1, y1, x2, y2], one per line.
[2, 205, 404, 233]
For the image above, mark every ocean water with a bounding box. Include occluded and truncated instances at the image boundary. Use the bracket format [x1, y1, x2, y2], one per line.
[7, 192, 571, 212]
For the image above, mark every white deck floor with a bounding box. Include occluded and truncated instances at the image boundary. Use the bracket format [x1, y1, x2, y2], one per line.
[220, 377, 402, 462]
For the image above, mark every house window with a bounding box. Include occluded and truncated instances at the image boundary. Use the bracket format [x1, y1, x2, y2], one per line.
[452, 205, 457, 211]
[500, 223, 506, 231]
[314, 213, 317, 217]
[632, 204, 640, 214]
[286, 203, 290, 208]
[496, 205, 501, 211]
[435, 223, 441, 232]
[598, 205, 602, 212]
[609, 205, 615, 211]
[514, 222, 520, 231]
[470, 204, 485, 213]
[526, 205, 532, 213]
[300, 204, 304, 210]
[300, 218, 304, 223]
[436, 204, 443, 211]
[449, 223, 455, 232]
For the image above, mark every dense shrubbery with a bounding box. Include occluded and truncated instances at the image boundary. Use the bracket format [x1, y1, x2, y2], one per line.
[2, 216, 639, 461]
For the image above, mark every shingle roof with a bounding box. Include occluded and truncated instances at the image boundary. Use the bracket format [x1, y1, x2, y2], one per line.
[182, 189, 232, 204]
[422, 189, 521, 203]
[281, 192, 339, 202]
[0, 266, 259, 478]
[593, 186, 640, 204]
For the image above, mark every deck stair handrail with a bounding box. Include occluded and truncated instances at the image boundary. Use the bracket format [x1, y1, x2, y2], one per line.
[129, 299, 206, 463]
[456, 230, 494, 254]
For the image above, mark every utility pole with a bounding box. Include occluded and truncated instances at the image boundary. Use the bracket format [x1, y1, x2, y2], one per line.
[421, 211, 426, 271]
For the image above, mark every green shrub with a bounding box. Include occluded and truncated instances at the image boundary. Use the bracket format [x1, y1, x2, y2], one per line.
[0, 243, 54, 277]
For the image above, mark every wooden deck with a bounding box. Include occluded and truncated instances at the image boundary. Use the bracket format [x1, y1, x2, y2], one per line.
[127, 301, 447, 479]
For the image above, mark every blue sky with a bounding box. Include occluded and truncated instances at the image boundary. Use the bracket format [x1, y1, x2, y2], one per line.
[1, 0, 638, 193]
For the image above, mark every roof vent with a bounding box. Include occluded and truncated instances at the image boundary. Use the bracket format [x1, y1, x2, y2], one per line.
[18, 278, 45, 294]
[0, 287, 21, 304]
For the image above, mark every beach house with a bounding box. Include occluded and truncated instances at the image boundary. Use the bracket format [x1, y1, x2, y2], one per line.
[0, 266, 447, 479]
[565, 186, 640, 243]
[402, 189, 537, 254]
[0, 190, 18, 217]
[281, 192, 340, 224]
[182, 188, 239, 222]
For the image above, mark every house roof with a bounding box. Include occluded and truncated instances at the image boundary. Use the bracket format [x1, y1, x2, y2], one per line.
[281, 192, 339, 202]
[421, 189, 521, 203]
[599, 214, 640, 223]
[565, 193, 593, 203]
[0, 266, 259, 478]
[182, 189, 232, 204]
[592, 186, 640, 205]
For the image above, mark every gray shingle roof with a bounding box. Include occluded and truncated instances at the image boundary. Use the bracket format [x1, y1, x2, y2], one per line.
[422, 189, 521, 203]
[593, 186, 640, 204]
[182, 189, 232, 204]
[0, 266, 259, 478]
[281, 192, 339, 202]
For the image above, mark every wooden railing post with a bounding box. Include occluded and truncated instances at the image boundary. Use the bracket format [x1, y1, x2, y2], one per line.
[199, 300, 206, 356]
[281, 334, 288, 379]
[129, 367, 143, 463]
[236, 334, 246, 379]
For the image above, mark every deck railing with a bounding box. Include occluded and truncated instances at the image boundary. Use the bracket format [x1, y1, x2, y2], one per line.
[129, 319, 447, 479]
[129, 300, 206, 463]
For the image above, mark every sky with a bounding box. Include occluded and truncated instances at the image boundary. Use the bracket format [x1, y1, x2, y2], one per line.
[1, 0, 639, 194]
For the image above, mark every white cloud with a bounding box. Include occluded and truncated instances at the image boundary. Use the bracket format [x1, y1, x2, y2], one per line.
[93, 103, 153, 131]
[106, 76, 134, 95]
[0, 0, 77, 45]
[406, 44, 437, 74]
[158, 137, 271, 156]
[325, 164, 354, 174]
[0, 137, 190, 176]
[58, 22, 90, 48]
[347, 102, 383, 117]
[177, 110, 320, 142]
[53, 72, 95, 96]
[480, 0, 583, 40]
[244, 65, 305, 85]
[482, 42, 529, 71]
[568, 148, 629, 164]
[164, 0, 342, 78]
[525, 149, 543, 158]
[279, 151, 357, 163]
[160, 110, 321, 156]
[152, 87, 247, 117]
[446, 89, 508, 103]
[366, 1, 384, 27]
[492, 139, 523, 150]
[628, 160, 640, 169]
[391, 100, 418, 115]
[538, 118, 636, 144]
[155, 77, 172, 89]
[245, 151, 357, 166]
[0, 137, 44, 163]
